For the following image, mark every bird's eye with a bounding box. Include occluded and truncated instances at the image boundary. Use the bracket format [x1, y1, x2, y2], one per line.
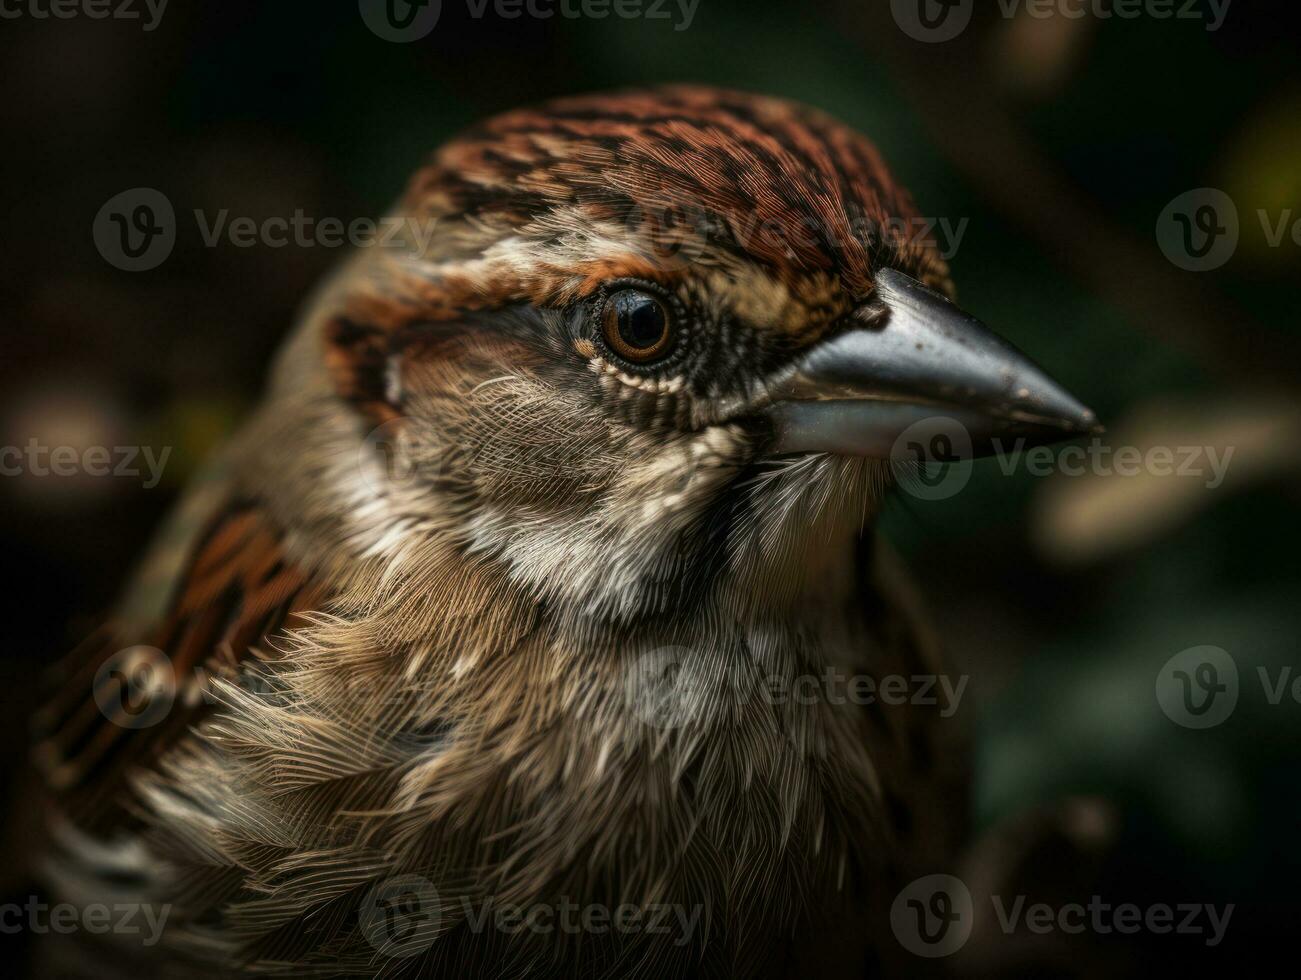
[601, 289, 673, 363]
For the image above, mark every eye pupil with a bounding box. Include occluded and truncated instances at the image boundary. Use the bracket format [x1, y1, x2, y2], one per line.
[617, 294, 664, 349]
[602, 289, 672, 362]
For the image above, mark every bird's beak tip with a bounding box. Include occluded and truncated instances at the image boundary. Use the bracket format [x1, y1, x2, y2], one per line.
[761, 268, 1102, 460]
[1079, 413, 1106, 437]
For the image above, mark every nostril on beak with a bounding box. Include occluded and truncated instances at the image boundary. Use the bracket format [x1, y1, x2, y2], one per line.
[850, 301, 890, 330]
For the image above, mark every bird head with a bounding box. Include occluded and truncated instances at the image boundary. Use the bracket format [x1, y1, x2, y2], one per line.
[280, 87, 1095, 621]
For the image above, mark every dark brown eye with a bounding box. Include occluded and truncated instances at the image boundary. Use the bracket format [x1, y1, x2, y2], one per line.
[601, 289, 673, 363]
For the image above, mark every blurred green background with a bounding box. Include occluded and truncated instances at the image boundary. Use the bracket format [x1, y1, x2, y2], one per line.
[1, 1, 1297, 975]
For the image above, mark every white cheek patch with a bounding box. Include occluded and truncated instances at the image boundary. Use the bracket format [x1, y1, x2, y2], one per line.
[464, 425, 748, 620]
[641, 426, 739, 518]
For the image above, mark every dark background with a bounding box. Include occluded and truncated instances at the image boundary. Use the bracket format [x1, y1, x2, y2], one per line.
[2, 0, 1298, 975]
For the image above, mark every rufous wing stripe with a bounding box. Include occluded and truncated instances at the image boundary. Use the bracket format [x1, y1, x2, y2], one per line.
[33, 500, 329, 833]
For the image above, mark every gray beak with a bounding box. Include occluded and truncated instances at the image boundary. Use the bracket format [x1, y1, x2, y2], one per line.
[764, 268, 1100, 459]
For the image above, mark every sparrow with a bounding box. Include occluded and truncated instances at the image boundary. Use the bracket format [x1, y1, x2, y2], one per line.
[31, 86, 1096, 978]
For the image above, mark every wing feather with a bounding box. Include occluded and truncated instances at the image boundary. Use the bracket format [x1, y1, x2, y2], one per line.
[33, 499, 329, 833]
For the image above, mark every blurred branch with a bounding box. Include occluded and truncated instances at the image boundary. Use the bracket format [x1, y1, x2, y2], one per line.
[1031, 394, 1301, 564]
[829, 2, 1301, 392]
